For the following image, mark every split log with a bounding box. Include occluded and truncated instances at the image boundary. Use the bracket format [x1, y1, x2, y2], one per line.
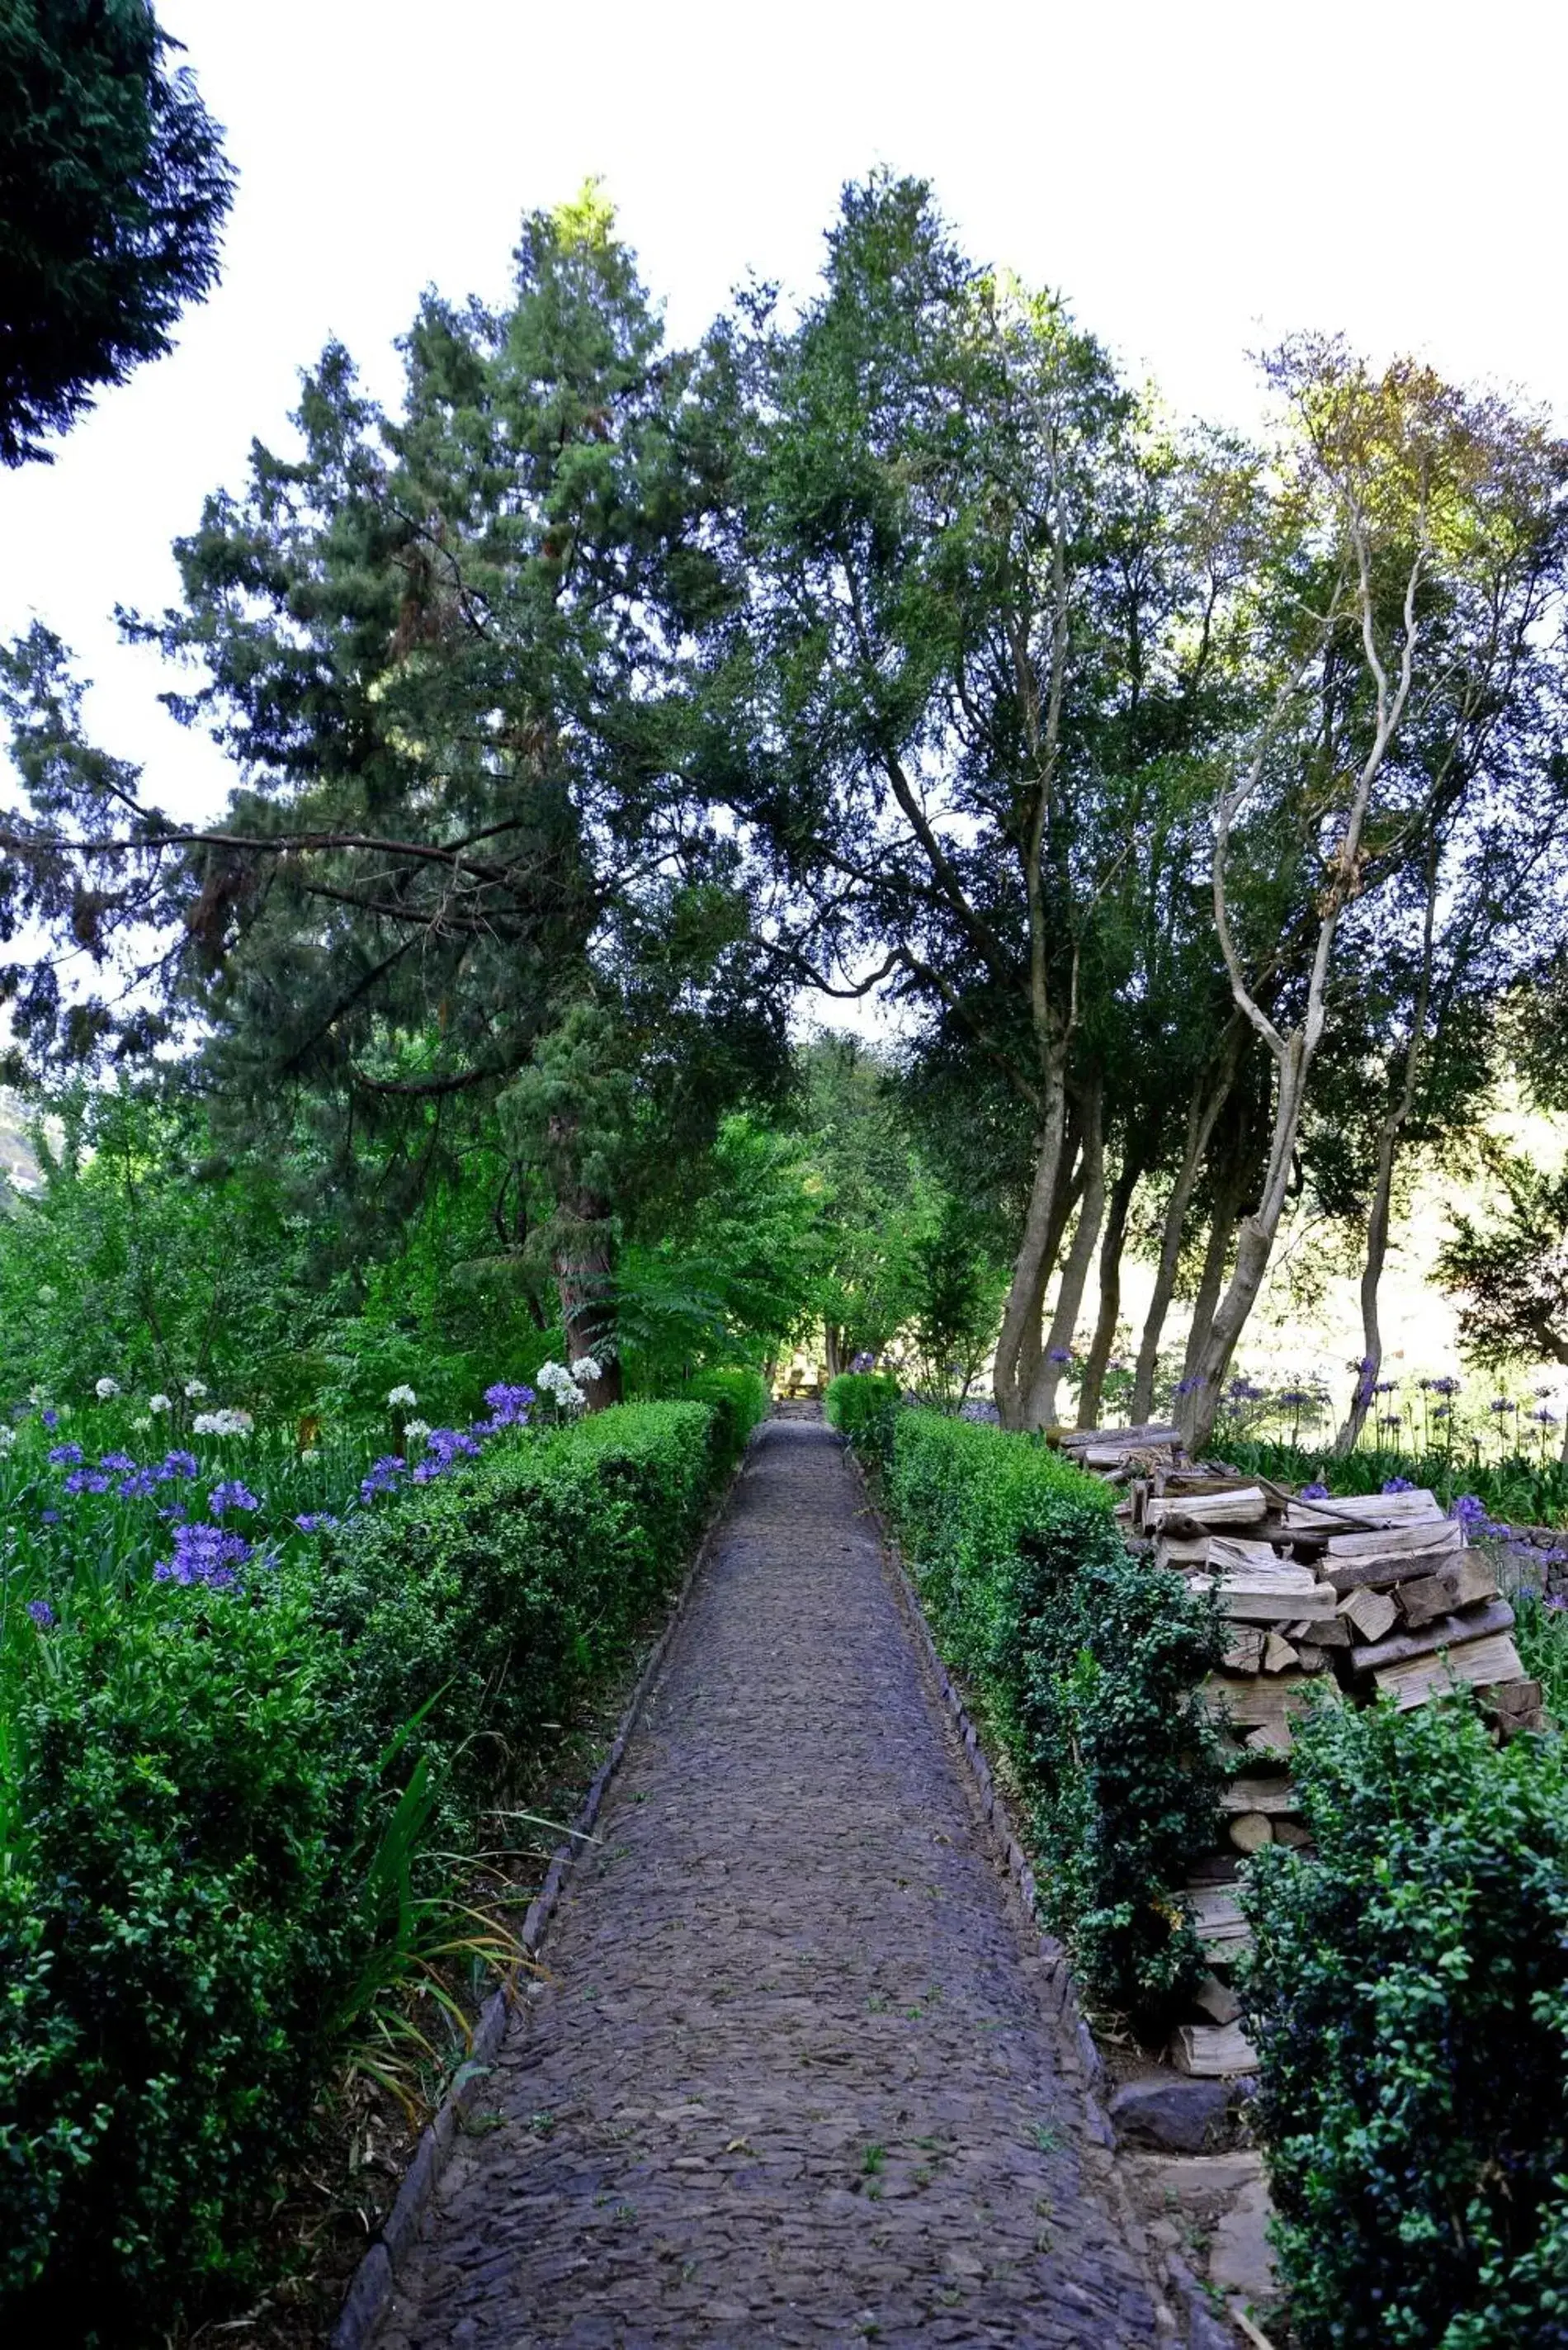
[1288, 1613, 1349, 1646]
[1188, 1575, 1339, 1624]
[1373, 1630, 1524, 1710]
[1481, 1676, 1543, 1717]
[1207, 1535, 1294, 1573]
[1287, 1489, 1443, 1531]
[1229, 1812, 1273, 1853]
[1222, 1626, 1265, 1673]
[1146, 1486, 1268, 1530]
[1262, 1632, 1298, 1672]
[1349, 1596, 1515, 1677]
[1186, 1884, 1249, 1955]
[1395, 1558, 1499, 1628]
[1295, 1643, 1330, 1672]
[1172, 2021, 1259, 2078]
[1155, 1532, 1212, 1571]
[1193, 1971, 1242, 2025]
[1219, 1777, 1299, 1816]
[1273, 1817, 1313, 1849]
[1326, 1539, 1468, 1595]
[1322, 1517, 1462, 1560]
[1337, 1586, 1398, 1644]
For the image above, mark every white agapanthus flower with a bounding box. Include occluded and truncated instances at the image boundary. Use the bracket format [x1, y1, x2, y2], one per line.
[402, 1417, 432, 1447]
[192, 1407, 253, 1437]
[94, 1377, 120, 1400]
[569, 1357, 602, 1387]
[0, 1426, 15, 1454]
[37, 1284, 57, 1304]
[148, 1393, 172, 1415]
[131, 1416, 152, 1433]
[28, 1385, 46, 1406]
[386, 1383, 418, 1409]
[535, 1359, 587, 1411]
[185, 1379, 209, 1401]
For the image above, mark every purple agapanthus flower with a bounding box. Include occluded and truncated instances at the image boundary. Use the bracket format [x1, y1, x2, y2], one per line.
[40, 1508, 59, 1525]
[46, 1443, 83, 1466]
[1381, 1477, 1415, 1495]
[360, 1454, 404, 1502]
[479, 1382, 534, 1431]
[1301, 1481, 1330, 1500]
[152, 1520, 252, 1587]
[1046, 1346, 1073, 1364]
[294, 1511, 338, 1534]
[26, 1599, 54, 1627]
[158, 1450, 199, 1481]
[207, 1480, 260, 1515]
[62, 1468, 111, 1496]
[40, 1407, 59, 1430]
[1431, 1376, 1462, 1398]
[98, 1450, 137, 1473]
[1488, 1397, 1513, 1416]
[116, 1467, 161, 1500]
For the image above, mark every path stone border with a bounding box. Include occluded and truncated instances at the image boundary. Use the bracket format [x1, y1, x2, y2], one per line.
[841, 1434, 1245, 2350]
[329, 1452, 754, 2350]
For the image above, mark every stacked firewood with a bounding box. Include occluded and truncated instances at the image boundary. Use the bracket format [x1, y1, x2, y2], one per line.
[1056, 1425, 1547, 2076]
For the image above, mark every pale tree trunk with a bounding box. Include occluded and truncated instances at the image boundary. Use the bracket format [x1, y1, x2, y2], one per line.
[1015, 1114, 1084, 1413]
[824, 1325, 846, 1379]
[1131, 1035, 1242, 1421]
[1026, 1080, 1106, 1428]
[1180, 1121, 1257, 1385]
[1076, 1145, 1145, 1428]
[993, 1057, 1070, 1430]
[1184, 495, 1428, 1458]
[1334, 847, 1439, 1454]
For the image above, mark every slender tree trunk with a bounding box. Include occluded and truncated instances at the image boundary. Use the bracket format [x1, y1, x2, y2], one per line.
[1015, 1117, 1084, 1416]
[1077, 1147, 1144, 1429]
[1334, 852, 1438, 1454]
[994, 1058, 1070, 1430]
[824, 1325, 845, 1379]
[1181, 1124, 1255, 1385]
[1182, 1042, 1308, 1454]
[1027, 1081, 1106, 1428]
[1131, 1036, 1242, 1421]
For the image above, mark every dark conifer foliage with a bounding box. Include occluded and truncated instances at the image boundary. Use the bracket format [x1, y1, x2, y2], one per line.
[0, 0, 234, 463]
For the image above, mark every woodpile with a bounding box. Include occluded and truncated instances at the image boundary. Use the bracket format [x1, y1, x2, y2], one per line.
[1057, 1426, 1552, 2077]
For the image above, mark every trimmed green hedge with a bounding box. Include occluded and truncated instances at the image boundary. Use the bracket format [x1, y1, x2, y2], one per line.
[0, 1398, 737, 2346]
[1240, 1695, 1568, 2348]
[855, 1405, 1226, 2025]
[682, 1367, 772, 1473]
[824, 1369, 901, 1464]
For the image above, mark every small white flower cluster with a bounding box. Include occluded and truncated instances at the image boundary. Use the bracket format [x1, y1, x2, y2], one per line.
[185, 1379, 209, 1401]
[0, 1425, 15, 1454]
[95, 1377, 120, 1400]
[536, 1360, 585, 1412]
[192, 1407, 253, 1437]
[148, 1393, 172, 1415]
[570, 1357, 602, 1387]
[403, 1417, 432, 1446]
[386, 1384, 418, 1409]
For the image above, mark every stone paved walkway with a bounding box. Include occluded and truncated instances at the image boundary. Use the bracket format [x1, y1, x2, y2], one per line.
[378, 1419, 1168, 2348]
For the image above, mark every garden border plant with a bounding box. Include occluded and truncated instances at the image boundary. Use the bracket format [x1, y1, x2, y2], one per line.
[0, 1373, 769, 2348]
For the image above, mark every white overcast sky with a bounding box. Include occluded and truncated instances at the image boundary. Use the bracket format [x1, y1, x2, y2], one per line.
[2, 0, 1564, 823]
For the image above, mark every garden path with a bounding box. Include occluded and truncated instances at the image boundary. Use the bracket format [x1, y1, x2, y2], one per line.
[376, 1416, 1167, 2349]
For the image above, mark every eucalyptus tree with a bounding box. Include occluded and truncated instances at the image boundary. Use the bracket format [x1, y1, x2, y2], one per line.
[714, 176, 1251, 1429]
[0, 188, 786, 1395]
[1180, 343, 1568, 1453]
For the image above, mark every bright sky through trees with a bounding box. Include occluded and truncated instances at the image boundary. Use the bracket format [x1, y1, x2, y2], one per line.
[2, 0, 1563, 828]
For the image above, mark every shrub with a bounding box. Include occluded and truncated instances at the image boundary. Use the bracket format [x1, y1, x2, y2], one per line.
[0, 1399, 734, 2346]
[883, 1412, 1227, 2023]
[824, 1369, 901, 1466]
[0, 1582, 358, 2340]
[1240, 1695, 1568, 2348]
[682, 1367, 772, 1473]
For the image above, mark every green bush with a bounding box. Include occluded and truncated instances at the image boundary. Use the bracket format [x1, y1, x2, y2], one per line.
[824, 1369, 902, 1465]
[0, 1582, 358, 2340]
[1240, 1695, 1568, 2348]
[0, 1400, 734, 2347]
[682, 1367, 772, 1473]
[884, 1411, 1227, 2024]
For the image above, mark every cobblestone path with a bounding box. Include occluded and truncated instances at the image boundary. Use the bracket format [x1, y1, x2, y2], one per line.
[378, 1419, 1168, 2349]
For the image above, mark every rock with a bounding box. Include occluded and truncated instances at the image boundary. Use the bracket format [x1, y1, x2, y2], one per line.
[1208, 2173, 1279, 2302]
[1108, 2074, 1231, 2154]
